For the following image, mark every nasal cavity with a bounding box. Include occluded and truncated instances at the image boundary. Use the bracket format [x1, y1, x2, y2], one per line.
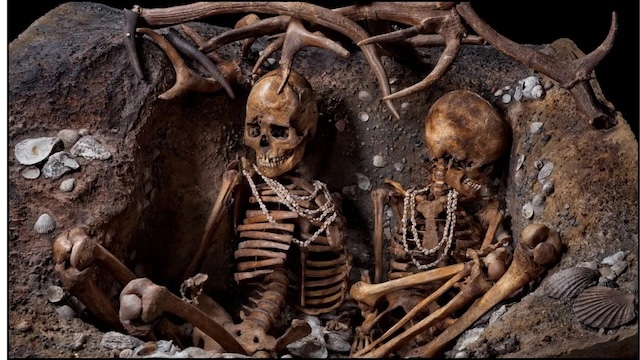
[260, 135, 269, 147]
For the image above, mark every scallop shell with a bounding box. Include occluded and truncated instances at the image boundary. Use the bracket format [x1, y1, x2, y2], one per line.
[70, 135, 111, 160]
[543, 266, 599, 299]
[34, 213, 56, 234]
[14, 137, 63, 165]
[21, 166, 40, 180]
[573, 286, 637, 328]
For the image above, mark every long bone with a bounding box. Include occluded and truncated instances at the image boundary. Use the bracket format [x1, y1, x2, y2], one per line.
[350, 262, 465, 309]
[52, 228, 182, 344]
[184, 164, 243, 279]
[405, 224, 562, 358]
[455, 2, 617, 128]
[353, 261, 487, 358]
[371, 188, 389, 284]
[119, 277, 247, 355]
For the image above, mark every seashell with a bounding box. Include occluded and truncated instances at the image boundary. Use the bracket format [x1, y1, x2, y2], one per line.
[358, 112, 369, 122]
[501, 93, 511, 104]
[529, 122, 543, 134]
[521, 203, 534, 219]
[14, 137, 63, 165]
[70, 135, 111, 160]
[401, 102, 410, 110]
[42, 151, 80, 179]
[21, 166, 40, 180]
[543, 266, 599, 299]
[14, 320, 32, 332]
[598, 277, 618, 288]
[516, 154, 525, 171]
[602, 251, 626, 266]
[355, 172, 371, 191]
[34, 213, 56, 234]
[60, 178, 76, 192]
[56, 305, 77, 319]
[537, 162, 554, 182]
[57, 129, 81, 148]
[542, 179, 555, 196]
[46, 285, 65, 303]
[573, 286, 637, 328]
[358, 90, 372, 102]
[372, 155, 387, 167]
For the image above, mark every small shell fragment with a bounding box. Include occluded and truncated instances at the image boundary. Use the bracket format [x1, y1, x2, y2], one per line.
[21, 166, 41, 180]
[70, 135, 111, 160]
[522, 203, 534, 219]
[541, 180, 555, 196]
[516, 155, 525, 171]
[358, 90, 372, 102]
[358, 112, 369, 122]
[529, 122, 544, 134]
[602, 251, 626, 266]
[34, 213, 56, 234]
[42, 151, 80, 179]
[573, 286, 637, 328]
[355, 173, 371, 191]
[60, 178, 76, 192]
[372, 155, 387, 168]
[57, 129, 81, 148]
[542, 266, 599, 299]
[46, 285, 65, 303]
[14, 137, 63, 165]
[538, 162, 554, 182]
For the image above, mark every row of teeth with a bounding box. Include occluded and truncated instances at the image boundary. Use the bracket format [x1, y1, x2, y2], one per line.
[258, 153, 291, 168]
[462, 177, 482, 190]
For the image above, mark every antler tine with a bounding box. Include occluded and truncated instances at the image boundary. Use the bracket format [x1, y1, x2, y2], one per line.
[277, 18, 350, 93]
[180, 24, 225, 63]
[136, 28, 238, 100]
[456, 2, 618, 128]
[165, 28, 235, 99]
[200, 15, 291, 54]
[134, 2, 400, 119]
[124, 8, 144, 79]
[252, 34, 285, 74]
[357, 18, 443, 47]
[235, 14, 261, 56]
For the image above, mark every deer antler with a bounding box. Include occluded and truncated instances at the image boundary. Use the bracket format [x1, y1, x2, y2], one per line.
[455, 2, 618, 128]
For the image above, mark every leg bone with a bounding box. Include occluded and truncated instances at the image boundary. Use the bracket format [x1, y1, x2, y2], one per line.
[407, 224, 562, 357]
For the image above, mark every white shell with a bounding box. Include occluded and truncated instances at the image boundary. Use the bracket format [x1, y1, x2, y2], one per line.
[21, 166, 40, 180]
[522, 203, 534, 219]
[42, 151, 80, 179]
[529, 122, 544, 134]
[57, 129, 81, 148]
[14, 137, 63, 165]
[70, 135, 111, 160]
[46, 285, 65, 303]
[542, 179, 555, 196]
[538, 162, 555, 182]
[358, 90, 372, 102]
[60, 178, 76, 192]
[355, 173, 371, 191]
[573, 286, 637, 328]
[372, 155, 387, 167]
[516, 154, 525, 171]
[34, 213, 56, 234]
[358, 112, 369, 122]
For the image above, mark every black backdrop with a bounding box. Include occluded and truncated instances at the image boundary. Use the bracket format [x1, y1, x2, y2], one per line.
[8, 1, 639, 138]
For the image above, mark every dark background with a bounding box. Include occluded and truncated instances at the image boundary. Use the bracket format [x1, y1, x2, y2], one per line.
[8, 1, 639, 138]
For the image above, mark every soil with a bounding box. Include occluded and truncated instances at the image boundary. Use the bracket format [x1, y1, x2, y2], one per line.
[8, 2, 638, 358]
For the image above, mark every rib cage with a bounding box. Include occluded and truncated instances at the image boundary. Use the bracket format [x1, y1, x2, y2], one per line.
[389, 207, 479, 281]
[234, 176, 349, 316]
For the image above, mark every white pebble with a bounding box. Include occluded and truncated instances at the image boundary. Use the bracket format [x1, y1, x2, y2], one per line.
[358, 112, 369, 122]
[355, 173, 371, 191]
[601, 251, 626, 265]
[372, 155, 387, 168]
[501, 94, 512, 103]
[60, 178, 76, 192]
[358, 90, 372, 102]
[393, 162, 404, 172]
[529, 122, 544, 134]
[494, 89, 503, 96]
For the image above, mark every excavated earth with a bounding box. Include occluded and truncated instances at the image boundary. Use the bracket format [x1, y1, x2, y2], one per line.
[8, 2, 638, 358]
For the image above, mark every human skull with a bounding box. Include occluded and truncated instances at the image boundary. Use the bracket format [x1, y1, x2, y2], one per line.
[425, 89, 511, 197]
[244, 69, 318, 178]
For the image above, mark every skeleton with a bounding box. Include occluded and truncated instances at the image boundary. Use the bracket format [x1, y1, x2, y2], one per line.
[347, 89, 552, 357]
[125, 2, 618, 128]
[53, 65, 354, 356]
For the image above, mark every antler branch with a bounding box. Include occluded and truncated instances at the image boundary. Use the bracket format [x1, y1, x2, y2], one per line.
[456, 2, 618, 128]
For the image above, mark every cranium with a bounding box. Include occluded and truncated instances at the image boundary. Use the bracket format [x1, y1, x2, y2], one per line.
[244, 69, 318, 178]
[424, 89, 510, 197]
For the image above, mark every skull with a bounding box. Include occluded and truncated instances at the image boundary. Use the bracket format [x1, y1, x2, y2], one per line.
[425, 90, 511, 197]
[244, 69, 318, 178]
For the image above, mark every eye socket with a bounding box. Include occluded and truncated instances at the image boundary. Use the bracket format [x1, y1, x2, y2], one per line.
[270, 125, 289, 139]
[246, 123, 260, 137]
